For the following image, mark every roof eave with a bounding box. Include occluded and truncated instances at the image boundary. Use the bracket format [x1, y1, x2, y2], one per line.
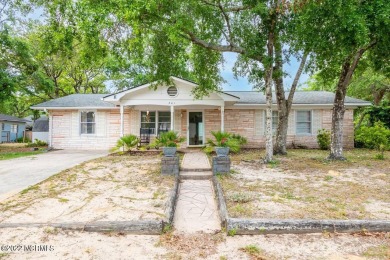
[31, 106, 119, 110]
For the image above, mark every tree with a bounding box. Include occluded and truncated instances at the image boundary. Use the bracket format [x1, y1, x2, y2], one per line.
[294, 0, 390, 160]
[305, 68, 390, 106]
[34, 0, 293, 162]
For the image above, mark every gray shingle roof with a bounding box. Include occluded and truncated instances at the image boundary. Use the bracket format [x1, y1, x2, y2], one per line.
[0, 114, 28, 123]
[31, 94, 115, 108]
[223, 91, 371, 105]
[31, 91, 371, 108]
[32, 118, 49, 132]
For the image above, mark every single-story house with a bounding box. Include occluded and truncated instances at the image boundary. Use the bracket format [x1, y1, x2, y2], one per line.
[0, 114, 28, 143]
[32, 116, 49, 143]
[31, 77, 371, 150]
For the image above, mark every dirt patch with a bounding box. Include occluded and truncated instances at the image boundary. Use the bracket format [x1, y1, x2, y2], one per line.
[0, 228, 388, 259]
[0, 155, 175, 223]
[223, 149, 390, 219]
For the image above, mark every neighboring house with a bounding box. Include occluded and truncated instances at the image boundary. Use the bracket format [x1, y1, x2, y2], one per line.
[32, 116, 49, 143]
[31, 77, 371, 150]
[0, 114, 28, 143]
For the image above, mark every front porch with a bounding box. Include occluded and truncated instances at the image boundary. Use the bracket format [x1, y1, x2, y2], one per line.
[118, 105, 226, 148]
[101, 77, 239, 147]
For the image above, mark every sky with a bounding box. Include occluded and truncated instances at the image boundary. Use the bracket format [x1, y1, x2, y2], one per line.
[220, 52, 310, 91]
[28, 8, 310, 92]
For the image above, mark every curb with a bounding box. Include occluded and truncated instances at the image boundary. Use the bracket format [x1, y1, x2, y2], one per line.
[0, 221, 163, 235]
[213, 177, 390, 235]
[164, 177, 180, 224]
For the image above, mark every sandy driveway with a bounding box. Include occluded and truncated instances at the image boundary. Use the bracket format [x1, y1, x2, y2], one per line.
[0, 150, 107, 201]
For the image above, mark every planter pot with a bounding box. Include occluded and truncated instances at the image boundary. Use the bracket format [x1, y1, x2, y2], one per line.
[163, 147, 177, 157]
[215, 147, 229, 157]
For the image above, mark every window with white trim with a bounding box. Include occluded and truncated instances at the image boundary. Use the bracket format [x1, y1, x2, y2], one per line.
[80, 111, 95, 134]
[11, 124, 18, 133]
[141, 111, 171, 135]
[296, 111, 312, 134]
[141, 111, 156, 134]
[158, 112, 171, 132]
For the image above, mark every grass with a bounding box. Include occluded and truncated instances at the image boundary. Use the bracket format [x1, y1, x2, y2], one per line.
[240, 244, 268, 259]
[362, 245, 390, 259]
[222, 148, 390, 219]
[0, 150, 44, 160]
[0, 143, 47, 160]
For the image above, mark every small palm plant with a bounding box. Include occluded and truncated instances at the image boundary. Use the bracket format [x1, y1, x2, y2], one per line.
[204, 131, 247, 154]
[152, 131, 185, 157]
[153, 131, 186, 148]
[111, 134, 140, 153]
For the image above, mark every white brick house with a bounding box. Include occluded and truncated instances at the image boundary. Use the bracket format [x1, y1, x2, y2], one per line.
[31, 77, 371, 150]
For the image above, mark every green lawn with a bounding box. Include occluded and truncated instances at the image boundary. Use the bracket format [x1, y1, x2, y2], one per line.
[0, 143, 46, 160]
[0, 150, 44, 160]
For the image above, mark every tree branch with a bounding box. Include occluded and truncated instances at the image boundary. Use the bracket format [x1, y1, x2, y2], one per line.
[200, 0, 253, 12]
[182, 30, 262, 61]
[287, 52, 308, 106]
[218, 2, 233, 44]
[343, 40, 377, 88]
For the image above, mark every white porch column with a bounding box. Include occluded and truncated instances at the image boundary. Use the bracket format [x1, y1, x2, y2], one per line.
[221, 105, 225, 131]
[120, 105, 124, 137]
[170, 105, 174, 131]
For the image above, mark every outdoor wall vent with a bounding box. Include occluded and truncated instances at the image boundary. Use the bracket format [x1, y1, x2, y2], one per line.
[167, 86, 178, 97]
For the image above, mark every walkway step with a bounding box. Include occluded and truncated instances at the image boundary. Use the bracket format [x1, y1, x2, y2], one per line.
[180, 168, 212, 172]
[181, 152, 211, 170]
[180, 171, 212, 180]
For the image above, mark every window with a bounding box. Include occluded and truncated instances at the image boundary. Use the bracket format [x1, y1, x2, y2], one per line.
[80, 111, 95, 134]
[296, 111, 312, 134]
[272, 111, 279, 133]
[1, 123, 4, 131]
[11, 124, 18, 133]
[158, 112, 171, 132]
[141, 111, 156, 134]
[141, 111, 171, 135]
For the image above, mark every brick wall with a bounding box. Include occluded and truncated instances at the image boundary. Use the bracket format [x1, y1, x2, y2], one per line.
[50, 109, 124, 150]
[49, 108, 355, 150]
[221, 109, 354, 149]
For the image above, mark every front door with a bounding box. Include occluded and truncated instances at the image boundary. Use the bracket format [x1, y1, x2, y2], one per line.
[188, 111, 204, 146]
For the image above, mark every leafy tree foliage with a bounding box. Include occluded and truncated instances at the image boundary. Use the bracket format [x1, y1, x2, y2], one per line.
[294, 0, 390, 160]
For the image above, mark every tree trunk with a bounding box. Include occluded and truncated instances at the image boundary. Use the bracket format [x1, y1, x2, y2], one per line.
[264, 77, 274, 163]
[273, 41, 308, 155]
[328, 41, 376, 160]
[328, 86, 347, 160]
[263, 12, 276, 163]
[273, 37, 288, 155]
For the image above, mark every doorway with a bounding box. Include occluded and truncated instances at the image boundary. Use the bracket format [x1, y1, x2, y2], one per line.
[188, 111, 204, 146]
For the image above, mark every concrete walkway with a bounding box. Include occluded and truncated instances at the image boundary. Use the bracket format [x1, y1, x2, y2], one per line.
[174, 152, 220, 233]
[0, 150, 108, 201]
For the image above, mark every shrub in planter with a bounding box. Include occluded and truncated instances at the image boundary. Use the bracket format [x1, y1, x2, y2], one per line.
[355, 122, 390, 159]
[317, 129, 331, 150]
[204, 131, 247, 156]
[111, 134, 140, 152]
[152, 131, 185, 156]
